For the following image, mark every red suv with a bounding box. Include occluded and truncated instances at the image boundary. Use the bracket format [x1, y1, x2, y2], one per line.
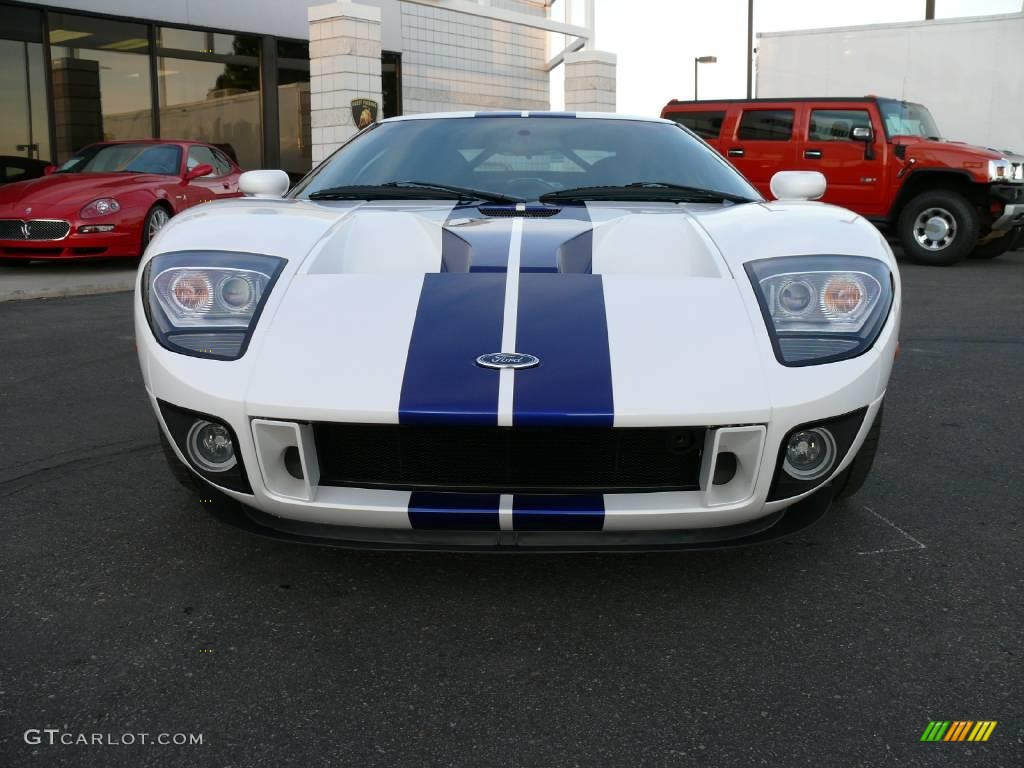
[662, 96, 1024, 265]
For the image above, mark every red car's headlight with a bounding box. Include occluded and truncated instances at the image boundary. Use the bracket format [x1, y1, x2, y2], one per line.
[80, 198, 121, 218]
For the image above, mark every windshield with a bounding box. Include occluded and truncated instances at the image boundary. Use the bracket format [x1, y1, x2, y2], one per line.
[878, 100, 941, 139]
[57, 143, 182, 176]
[292, 117, 760, 203]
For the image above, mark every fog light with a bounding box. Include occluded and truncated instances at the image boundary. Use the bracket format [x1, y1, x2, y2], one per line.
[187, 420, 236, 472]
[78, 224, 115, 234]
[783, 427, 836, 480]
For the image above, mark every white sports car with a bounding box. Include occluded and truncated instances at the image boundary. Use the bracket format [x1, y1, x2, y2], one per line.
[135, 112, 900, 550]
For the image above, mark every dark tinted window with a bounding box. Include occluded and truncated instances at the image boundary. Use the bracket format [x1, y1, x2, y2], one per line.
[809, 110, 872, 141]
[737, 109, 794, 141]
[294, 117, 759, 202]
[666, 111, 725, 140]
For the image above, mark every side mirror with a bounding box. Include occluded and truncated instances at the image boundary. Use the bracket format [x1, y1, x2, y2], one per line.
[770, 171, 826, 201]
[851, 126, 873, 142]
[239, 169, 290, 199]
[184, 163, 214, 181]
[43, 165, 56, 176]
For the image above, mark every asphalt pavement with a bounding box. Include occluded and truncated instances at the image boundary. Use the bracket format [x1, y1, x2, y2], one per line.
[1, 253, 1022, 767]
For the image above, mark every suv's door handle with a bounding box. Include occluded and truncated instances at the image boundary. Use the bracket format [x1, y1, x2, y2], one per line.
[804, 149, 823, 159]
[727, 148, 744, 157]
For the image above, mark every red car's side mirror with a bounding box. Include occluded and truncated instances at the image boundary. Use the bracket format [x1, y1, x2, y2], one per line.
[184, 163, 213, 181]
[43, 165, 57, 176]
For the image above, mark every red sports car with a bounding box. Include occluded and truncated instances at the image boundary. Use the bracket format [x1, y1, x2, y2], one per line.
[0, 140, 243, 262]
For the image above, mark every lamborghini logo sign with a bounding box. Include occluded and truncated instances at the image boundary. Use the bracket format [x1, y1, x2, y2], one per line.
[351, 98, 378, 129]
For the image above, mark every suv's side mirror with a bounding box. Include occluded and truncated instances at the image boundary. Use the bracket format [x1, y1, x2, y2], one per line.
[239, 169, 290, 198]
[184, 163, 214, 181]
[851, 126, 875, 160]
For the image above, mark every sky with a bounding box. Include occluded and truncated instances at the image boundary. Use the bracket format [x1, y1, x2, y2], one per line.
[549, 0, 1023, 114]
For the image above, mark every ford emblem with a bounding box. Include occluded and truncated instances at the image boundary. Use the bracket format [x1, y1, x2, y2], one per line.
[476, 352, 540, 370]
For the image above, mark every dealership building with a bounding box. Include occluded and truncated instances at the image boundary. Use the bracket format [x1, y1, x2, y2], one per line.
[1, 0, 613, 178]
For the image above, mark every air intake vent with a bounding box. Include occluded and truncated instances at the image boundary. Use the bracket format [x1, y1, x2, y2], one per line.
[478, 206, 560, 218]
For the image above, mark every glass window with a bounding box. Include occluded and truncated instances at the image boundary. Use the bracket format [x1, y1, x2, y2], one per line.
[157, 28, 261, 170]
[877, 99, 941, 139]
[187, 145, 225, 175]
[382, 52, 401, 119]
[666, 111, 725, 140]
[737, 110, 794, 141]
[277, 40, 311, 180]
[293, 117, 760, 203]
[0, 38, 51, 162]
[48, 13, 153, 161]
[809, 110, 872, 141]
[56, 142, 181, 175]
[211, 148, 234, 175]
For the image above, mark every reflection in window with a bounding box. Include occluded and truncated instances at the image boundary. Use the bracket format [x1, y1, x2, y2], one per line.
[809, 110, 872, 141]
[277, 40, 311, 180]
[48, 12, 153, 161]
[157, 29, 261, 169]
[0, 38, 51, 162]
[666, 111, 725, 140]
[737, 110, 794, 141]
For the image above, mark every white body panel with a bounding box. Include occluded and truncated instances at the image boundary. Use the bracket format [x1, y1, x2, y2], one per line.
[135, 113, 902, 542]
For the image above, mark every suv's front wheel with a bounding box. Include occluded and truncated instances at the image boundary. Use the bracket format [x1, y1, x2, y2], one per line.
[897, 190, 979, 266]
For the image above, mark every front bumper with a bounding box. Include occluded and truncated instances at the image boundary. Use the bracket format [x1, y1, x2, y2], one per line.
[0, 225, 139, 260]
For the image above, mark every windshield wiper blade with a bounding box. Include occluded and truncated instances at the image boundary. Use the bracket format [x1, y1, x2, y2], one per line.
[308, 181, 521, 204]
[539, 182, 756, 205]
[384, 180, 523, 204]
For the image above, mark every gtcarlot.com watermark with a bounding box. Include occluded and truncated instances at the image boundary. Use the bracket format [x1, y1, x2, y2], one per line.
[24, 729, 203, 747]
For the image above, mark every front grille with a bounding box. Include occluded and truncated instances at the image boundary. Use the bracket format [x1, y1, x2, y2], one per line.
[313, 423, 706, 493]
[0, 219, 71, 241]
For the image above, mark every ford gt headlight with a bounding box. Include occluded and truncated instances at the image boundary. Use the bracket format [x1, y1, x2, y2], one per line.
[142, 251, 286, 360]
[745, 255, 893, 366]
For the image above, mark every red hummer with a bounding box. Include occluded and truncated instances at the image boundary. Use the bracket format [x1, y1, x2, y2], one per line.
[661, 96, 1024, 265]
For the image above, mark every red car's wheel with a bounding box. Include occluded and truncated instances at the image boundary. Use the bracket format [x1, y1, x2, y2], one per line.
[141, 205, 171, 253]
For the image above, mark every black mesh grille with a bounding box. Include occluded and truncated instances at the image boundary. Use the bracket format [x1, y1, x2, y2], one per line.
[0, 219, 70, 240]
[478, 207, 560, 217]
[313, 423, 706, 493]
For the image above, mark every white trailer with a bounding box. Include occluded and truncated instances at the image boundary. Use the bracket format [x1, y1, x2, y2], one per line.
[756, 13, 1024, 153]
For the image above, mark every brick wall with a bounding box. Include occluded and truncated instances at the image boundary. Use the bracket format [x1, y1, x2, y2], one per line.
[398, 0, 549, 114]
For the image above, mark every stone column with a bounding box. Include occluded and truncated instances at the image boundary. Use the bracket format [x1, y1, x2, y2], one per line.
[51, 58, 103, 163]
[563, 50, 617, 113]
[308, 1, 383, 165]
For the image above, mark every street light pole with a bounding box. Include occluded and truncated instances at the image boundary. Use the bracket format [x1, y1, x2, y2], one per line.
[746, 0, 754, 98]
[694, 55, 717, 101]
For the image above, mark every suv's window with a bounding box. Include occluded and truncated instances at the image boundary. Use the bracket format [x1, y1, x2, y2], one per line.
[187, 146, 226, 177]
[737, 109, 794, 141]
[877, 99, 941, 139]
[809, 109, 872, 141]
[666, 111, 725, 140]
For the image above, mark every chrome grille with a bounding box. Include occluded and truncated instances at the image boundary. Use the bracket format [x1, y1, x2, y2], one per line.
[0, 219, 71, 241]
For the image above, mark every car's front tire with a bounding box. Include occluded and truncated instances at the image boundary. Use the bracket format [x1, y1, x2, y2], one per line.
[834, 404, 883, 500]
[897, 190, 979, 266]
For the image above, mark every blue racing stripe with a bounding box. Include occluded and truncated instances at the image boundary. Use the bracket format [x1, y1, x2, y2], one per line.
[513, 494, 604, 531]
[398, 272, 506, 425]
[409, 492, 501, 530]
[512, 207, 613, 429]
[518, 205, 592, 273]
[443, 205, 515, 273]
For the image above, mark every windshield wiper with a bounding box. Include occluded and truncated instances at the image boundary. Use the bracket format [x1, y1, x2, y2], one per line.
[539, 182, 757, 205]
[309, 180, 521, 204]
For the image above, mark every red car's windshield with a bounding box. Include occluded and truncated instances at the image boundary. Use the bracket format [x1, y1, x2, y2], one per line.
[57, 144, 182, 176]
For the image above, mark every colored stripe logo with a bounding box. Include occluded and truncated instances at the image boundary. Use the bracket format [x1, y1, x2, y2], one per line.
[920, 720, 997, 742]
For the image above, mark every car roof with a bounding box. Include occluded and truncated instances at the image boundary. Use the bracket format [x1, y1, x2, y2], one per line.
[380, 110, 674, 124]
[664, 96, 897, 107]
